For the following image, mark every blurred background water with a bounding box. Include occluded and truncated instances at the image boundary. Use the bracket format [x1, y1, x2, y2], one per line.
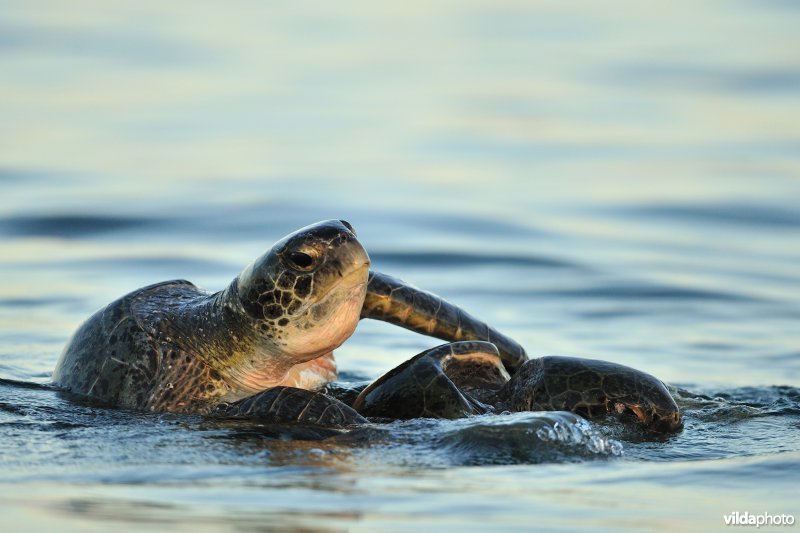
[1, 1, 799, 531]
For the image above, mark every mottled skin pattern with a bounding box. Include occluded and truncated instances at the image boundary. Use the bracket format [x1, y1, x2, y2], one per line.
[352, 342, 496, 419]
[52, 280, 233, 413]
[53, 219, 680, 433]
[352, 341, 682, 433]
[362, 271, 528, 373]
[494, 355, 682, 433]
[52, 220, 525, 426]
[212, 387, 366, 426]
[54, 220, 371, 417]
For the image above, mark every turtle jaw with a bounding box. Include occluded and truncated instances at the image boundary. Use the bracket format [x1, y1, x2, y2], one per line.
[645, 406, 683, 434]
[274, 222, 371, 361]
[223, 269, 368, 400]
[218, 219, 370, 397]
[286, 260, 370, 356]
[615, 401, 683, 434]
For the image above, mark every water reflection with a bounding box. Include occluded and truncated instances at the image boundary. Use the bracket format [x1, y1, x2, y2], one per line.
[1, 0, 799, 530]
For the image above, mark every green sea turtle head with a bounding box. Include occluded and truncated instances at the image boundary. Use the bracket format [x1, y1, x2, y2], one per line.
[233, 219, 370, 369]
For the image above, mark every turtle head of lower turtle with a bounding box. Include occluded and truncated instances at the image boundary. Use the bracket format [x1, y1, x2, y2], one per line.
[233, 219, 370, 368]
[608, 382, 683, 434]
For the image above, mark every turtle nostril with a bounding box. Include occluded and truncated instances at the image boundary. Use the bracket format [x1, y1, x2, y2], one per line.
[340, 220, 356, 236]
[288, 251, 314, 270]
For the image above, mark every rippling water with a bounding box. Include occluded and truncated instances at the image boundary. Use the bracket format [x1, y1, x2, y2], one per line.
[2, 1, 799, 531]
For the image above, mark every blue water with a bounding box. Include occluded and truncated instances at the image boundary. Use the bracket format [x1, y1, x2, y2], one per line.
[1, 1, 799, 530]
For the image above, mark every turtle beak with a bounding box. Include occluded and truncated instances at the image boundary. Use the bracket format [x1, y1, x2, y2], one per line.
[630, 403, 683, 434]
[616, 402, 683, 434]
[648, 409, 683, 434]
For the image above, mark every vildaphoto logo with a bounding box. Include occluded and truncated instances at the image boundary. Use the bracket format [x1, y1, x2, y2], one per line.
[723, 511, 795, 527]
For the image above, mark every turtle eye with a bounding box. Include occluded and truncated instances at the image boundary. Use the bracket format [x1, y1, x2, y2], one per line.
[287, 251, 315, 270]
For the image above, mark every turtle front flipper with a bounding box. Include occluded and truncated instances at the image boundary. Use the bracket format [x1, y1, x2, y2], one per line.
[353, 341, 498, 420]
[213, 387, 367, 427]
[361, 270, 528, 373]
[495, 356, 683, 434]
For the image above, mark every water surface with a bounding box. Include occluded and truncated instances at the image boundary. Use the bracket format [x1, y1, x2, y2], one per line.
[1, 1, 799, 530]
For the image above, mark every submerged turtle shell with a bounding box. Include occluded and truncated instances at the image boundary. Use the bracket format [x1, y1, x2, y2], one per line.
[351, 342, 682, 433]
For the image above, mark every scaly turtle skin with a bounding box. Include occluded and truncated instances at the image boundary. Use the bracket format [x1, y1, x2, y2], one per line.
[351, 342, 682, 433]
[53, 220, 526, 424]
[350, 342, 502, 419]
[53, 219, 680, 433]
[361, 271, 527, 373]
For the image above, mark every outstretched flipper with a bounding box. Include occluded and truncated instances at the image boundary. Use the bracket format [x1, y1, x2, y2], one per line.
[496, 356, 682, 433]
[353, 341, 499, 419]
[213, 386, 367, 427]
[362, 271, 528, 373]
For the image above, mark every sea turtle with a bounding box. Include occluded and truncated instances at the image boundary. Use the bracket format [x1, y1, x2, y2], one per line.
[347, 341, 682, 433]
[52, 219, 681, 433]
